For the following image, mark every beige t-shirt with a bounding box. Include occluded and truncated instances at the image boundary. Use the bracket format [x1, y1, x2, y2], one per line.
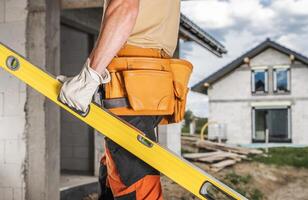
[103, 0, 181, 57]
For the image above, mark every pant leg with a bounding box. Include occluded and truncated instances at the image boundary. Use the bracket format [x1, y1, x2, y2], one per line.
[105, 115, 163, 200]
[98, 155, 114, 200]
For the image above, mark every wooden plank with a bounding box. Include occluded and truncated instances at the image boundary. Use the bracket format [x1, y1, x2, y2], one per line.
[211, 160, 237, 172]
[196, 140, 263, 155]
[181, 136, 199, 142]
[183, 151, 221, 160]
[198, 152, 245, 163]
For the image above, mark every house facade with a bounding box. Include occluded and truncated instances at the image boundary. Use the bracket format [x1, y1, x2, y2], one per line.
[193, 39, 308, 145]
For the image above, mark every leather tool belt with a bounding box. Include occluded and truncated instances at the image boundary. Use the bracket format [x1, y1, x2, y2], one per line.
[103, 44, 193, 124]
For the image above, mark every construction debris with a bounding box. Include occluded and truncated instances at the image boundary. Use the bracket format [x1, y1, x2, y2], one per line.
[182, 136, 263, 172]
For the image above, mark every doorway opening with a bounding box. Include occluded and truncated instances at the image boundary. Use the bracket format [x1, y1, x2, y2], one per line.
[252, 107, 291, 143]
[60, 21, 97, 175]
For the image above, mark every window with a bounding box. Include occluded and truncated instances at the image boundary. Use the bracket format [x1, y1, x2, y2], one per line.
[252, 69, 268, 93]
[274, 68, 290, 93]
[252, 107, 291, 143]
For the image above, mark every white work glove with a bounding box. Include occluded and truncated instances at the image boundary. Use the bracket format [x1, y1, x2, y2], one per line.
[57, 58, 111, 115]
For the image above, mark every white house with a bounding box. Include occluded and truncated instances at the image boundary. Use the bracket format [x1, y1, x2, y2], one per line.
[192, 39, 308, 145]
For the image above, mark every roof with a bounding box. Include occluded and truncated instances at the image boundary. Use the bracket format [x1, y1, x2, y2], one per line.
[179, 14, 227, 57]
[192, 38, 308, 94]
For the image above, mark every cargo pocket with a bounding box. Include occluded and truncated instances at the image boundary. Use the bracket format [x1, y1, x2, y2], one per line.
[123, 70, 175, 114]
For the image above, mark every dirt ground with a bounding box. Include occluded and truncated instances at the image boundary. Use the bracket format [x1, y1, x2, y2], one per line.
[84, 161, 308, 200]
[161, 161, 308, 200]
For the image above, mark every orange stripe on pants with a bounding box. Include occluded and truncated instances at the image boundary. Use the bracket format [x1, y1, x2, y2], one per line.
[104, 146, 163, 200]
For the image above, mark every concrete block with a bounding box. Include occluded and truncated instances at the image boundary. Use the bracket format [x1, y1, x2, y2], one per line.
[18, 91, 26, 107]
[0, 163, 24, 187]
[13, 188, 23, 200]
[0, 187, 13, 200]
[158, 124, 181, 155]
[61, 133, 74, 146]
[61, 146, 73, 158]
[0, 71, 20, 94]
[5, 0, 27, 22]
[61, 121, 73, 135]
[0, 141, 4, 164]
[3, 92, 25, 117]
[71, 122, 88, 135]
[0, 93, 3, 117]
[18, 82, 26, 93]
[72, 132, 90, 146]
[61, 158, 89, 171]
[73, 146, 89, 158]
[61, 110, 77, 122]
[0, 20, 26, 55]
[4, 139, 26, 164]
[0, 0, 4, 23]
[0, 116, 25, 140]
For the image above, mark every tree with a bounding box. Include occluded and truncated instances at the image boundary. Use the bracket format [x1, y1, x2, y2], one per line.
[184, 110, 194, 127]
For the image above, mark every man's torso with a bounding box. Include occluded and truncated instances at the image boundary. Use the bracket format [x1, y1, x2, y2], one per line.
[104, 0, 181, 57]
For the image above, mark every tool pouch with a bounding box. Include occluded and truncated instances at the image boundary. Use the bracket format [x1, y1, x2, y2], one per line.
[164, 60, 192, 124]
[104, 57, 193, 124]
[123, 70, 175, 114]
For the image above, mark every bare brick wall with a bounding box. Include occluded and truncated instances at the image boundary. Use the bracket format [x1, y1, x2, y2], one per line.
[0, 0, 28, 199]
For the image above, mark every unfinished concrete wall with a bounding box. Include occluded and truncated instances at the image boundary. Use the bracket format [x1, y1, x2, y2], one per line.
[60, 8, 103, 176]
[209, 102, 252, 144]
[0, 0, 28, 199]
[60, 24, 94, 173]
[289, 66, 308, 145]
[208, 48, 308, 144]
[25, 0, 60, 200]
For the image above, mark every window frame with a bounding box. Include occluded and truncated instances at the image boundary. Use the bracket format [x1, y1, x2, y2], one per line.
[252, 106, 292, 143]
[273, 66, 291, 94]
[251, 68, 269, 94]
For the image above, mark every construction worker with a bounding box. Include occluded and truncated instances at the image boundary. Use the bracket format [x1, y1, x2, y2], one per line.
[57, 0, 181, 199]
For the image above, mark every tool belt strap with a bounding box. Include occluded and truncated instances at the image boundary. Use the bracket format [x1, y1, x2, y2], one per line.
[116, 44, 171, 58]
[102, 97, 129, 109]
[107, 57, 172, 72]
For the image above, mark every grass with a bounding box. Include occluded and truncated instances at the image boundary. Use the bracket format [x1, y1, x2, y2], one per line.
[252, 147, 308, 168]
[223, 171, 263, 200]
[225, 172, 252, 185]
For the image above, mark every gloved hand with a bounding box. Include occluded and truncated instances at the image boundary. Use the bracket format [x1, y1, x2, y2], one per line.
[57, 58, 111, 114]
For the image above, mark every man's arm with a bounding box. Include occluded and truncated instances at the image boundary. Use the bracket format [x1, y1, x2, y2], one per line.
[89, 0, 140, 75]
[57, 0, 139, 113]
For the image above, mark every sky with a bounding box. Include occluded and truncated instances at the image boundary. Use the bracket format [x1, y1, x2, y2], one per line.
[180, 0, 308, 117]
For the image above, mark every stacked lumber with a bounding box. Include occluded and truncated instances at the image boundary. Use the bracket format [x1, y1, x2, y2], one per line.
[196, 140, 263, 155]
[181, 136, 199, 153]
[182, 138, 263, 172]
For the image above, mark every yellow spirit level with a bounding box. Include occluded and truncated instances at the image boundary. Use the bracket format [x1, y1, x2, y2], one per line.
[0, 43, 247, 200]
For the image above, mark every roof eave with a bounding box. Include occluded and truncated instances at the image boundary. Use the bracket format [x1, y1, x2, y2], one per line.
[180, 14, 227, 57]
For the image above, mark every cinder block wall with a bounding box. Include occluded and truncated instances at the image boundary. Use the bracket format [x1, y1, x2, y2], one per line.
[0, 0, 28, 199]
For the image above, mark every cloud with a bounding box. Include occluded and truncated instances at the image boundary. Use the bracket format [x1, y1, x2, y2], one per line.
[180, 0, 308, 117]
[272, 0, 308, 16]
[181, 1, 235, 29]
[277, 33, 308, 55]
